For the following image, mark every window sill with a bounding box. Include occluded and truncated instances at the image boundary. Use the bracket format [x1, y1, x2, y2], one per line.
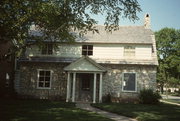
[37, 87, 51, 90]
[122, 90, 137, 93]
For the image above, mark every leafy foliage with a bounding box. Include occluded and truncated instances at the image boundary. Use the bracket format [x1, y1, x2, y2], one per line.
[0, 0, 141, 50]
[155, 28, 180, 91]
[139, 89, 161, 104]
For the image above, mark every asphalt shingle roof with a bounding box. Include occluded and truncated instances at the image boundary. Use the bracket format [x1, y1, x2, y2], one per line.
[76, 25, 154, 44]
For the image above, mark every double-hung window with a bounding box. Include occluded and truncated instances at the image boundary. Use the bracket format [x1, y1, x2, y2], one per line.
[37, 70, 52, 89]
[42, 44, 53, 55]
[124, 46, 135, 57]
[82, 45, 93, 56]
[122, 73, 136, 92]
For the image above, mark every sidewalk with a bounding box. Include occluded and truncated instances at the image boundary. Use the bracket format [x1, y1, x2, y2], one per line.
[76, 103, 137, 121]
[160, 100, 180, 106]
[161, 94, 180, 106]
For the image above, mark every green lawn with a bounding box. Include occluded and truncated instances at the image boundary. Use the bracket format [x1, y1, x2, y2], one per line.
[0, 99, 112, 121]
[92, 103, 180, 121]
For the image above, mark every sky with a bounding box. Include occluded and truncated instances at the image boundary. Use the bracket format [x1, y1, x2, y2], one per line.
[91, 0, 180, 32]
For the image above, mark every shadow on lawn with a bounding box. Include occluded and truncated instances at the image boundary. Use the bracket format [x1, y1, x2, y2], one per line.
[92, 103, 180, 121]
[0, 99, 112, 121]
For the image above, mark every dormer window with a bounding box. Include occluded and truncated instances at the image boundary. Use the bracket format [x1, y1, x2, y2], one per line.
[82, 45, 93, 56]
[42, 44, 53, 55]
[124, 46, 135, 57]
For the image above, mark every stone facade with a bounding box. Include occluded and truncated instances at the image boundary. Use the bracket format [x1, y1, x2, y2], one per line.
[16, 61, 156, 102]
[17, 62, 68, 100]
[101, 64, 157, 100]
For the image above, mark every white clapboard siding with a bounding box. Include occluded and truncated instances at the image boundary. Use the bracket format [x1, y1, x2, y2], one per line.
[136, 45, 152, 59]
[93, 44, 123, 59]
[56, 44, 82, 58]
[26, 44, 152, 60]
[26, 45, 41, 56]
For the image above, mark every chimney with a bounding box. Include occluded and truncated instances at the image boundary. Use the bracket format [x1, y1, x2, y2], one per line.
[144, 13, 151, 29]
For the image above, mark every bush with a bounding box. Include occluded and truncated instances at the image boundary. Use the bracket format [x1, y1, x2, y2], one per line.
[139, 89, 161, 104]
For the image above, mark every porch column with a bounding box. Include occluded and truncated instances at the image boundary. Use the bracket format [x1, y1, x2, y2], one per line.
[93, 73, 97, 103]
[72, 72, 76, 102]
[66, 72, 71, 102]
[99, 73, 103, 103]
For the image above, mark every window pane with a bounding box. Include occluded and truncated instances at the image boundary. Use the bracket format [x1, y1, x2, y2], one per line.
[82, 45, 87, 49]
[88, 51, 93, 55]
[45, 71, 50, 76]
[82, 51, 87, 55]
[39, 71, 45, 76]
[39, 82, 44, 87]
[45, 83, 50, 87]
[88, 45, 93, 50]
[39, 77, 44, 81]
[123, 73, 135, 91]
[45, 77, 50, 81]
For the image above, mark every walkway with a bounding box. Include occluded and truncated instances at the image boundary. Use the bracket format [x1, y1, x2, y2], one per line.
[161, 94, 180, 106]
[76, 103, 137, 121]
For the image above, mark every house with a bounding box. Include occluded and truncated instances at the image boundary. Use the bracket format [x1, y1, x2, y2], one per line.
[14, 14, 158, 103]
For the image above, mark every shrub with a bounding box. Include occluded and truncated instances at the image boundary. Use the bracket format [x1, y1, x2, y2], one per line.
[139, 89, 162, 104]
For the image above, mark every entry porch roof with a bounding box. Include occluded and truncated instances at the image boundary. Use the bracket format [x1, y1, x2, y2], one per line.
[64, 56, 106, 72]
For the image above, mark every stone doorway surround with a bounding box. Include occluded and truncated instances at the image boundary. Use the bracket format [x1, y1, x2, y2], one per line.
[64, 56, 106, 103]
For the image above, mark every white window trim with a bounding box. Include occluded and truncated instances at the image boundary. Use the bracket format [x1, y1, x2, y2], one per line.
[37, 69, 53, 89]
[122, 72, 137, 92]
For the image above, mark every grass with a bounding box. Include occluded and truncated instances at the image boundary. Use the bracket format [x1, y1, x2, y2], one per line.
[92, 103, 180, 121]
[0, 99, 113, 121]
[162, 99, 180, 104]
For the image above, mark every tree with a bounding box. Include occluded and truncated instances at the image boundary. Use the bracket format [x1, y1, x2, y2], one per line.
[155, 28, 180, 94]
[0, 0, 141, 58]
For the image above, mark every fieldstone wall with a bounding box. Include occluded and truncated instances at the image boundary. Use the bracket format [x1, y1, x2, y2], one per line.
[16, 61, 157, 102]
[101, 64, 157, 100]
[17, 62, 69, 100]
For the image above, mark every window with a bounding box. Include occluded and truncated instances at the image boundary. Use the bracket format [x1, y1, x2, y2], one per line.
[122, 73, 136, 92]
[82, 45, 93, 56]
[42, 44, 53, 55]
[37, 70, 52, 89]
[152, 45, 154, 53]
[124, 46, 135, 57]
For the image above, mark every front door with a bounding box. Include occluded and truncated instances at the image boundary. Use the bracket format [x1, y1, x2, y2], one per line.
[78, 74, 93, 102]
